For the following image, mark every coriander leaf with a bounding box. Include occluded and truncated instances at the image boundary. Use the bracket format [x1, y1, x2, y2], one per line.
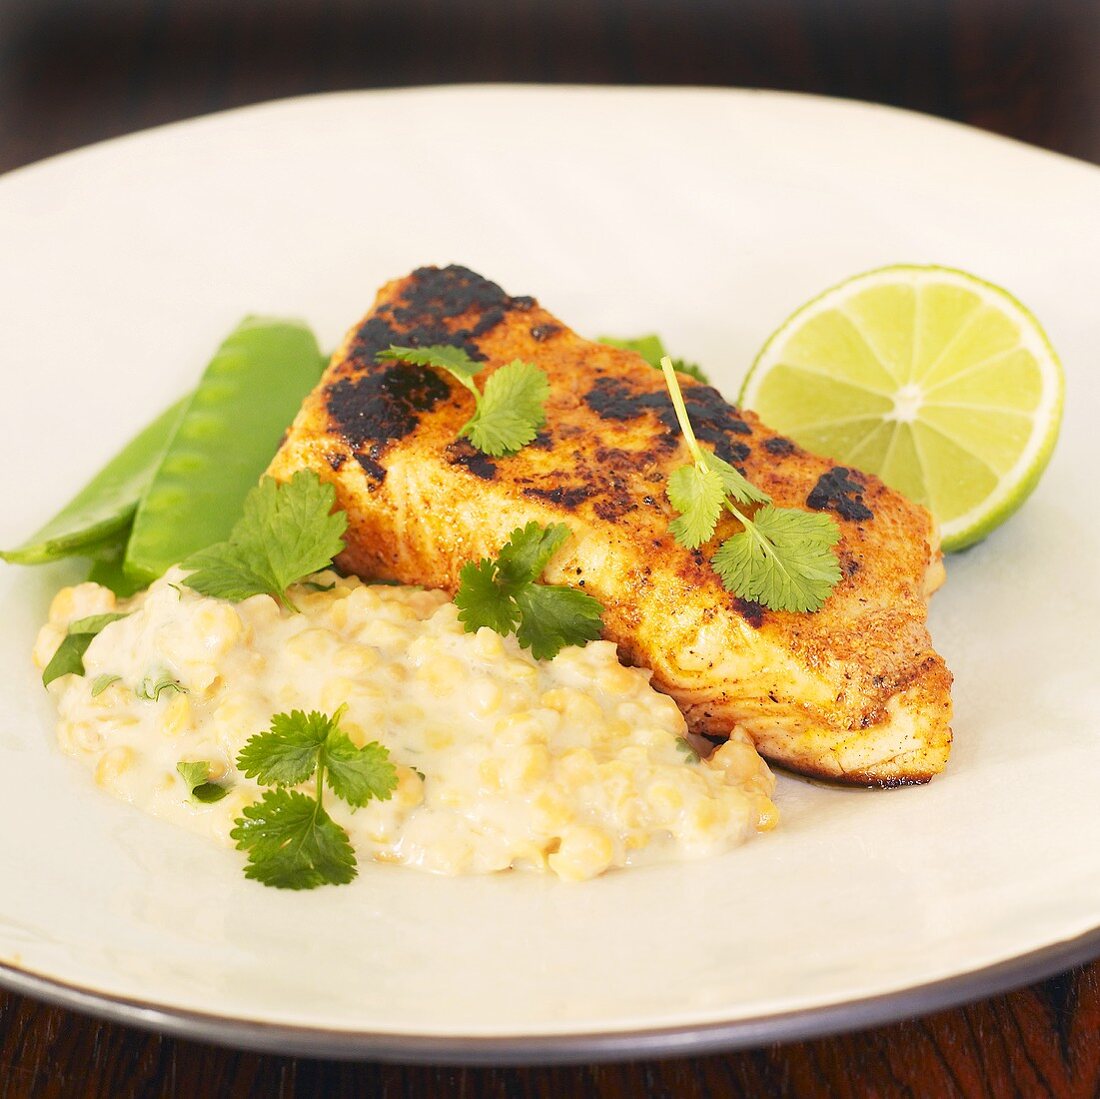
[669, 358, 710, 384]
[42, 612, 130, 687]
[599, 335, 710, 384]
[711, 505, 842, 613]
[69, 612, 131, 634]
[514, 583, 604, 661]
[454, 558, 523, 635]
[378, 344, 483, 381]
[323, 732, 397, 808]
[236, 708, 331, 787]
[192, 783, 230, 804]
[42, 637, 93, 686]
[176, 760, 230, 804]
[704, 452, 771, 507]
[182, 470, 347, 611]
[231, 788, 356, 889]
[136, 673, 187, 702]
[600, 334, 667, 366]
[658, 358, 841, 612]
[90, 673, 121, 697]
[667, 463, 726, 549]
[676, 736, 700, 761]
[461, 360, 550, 456]
[495, 521, 571, 587]
[454, 523, 604, 660]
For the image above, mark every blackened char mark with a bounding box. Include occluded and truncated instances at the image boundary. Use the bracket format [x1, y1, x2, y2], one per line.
[350, 265, 534, 365]
[326, 452, 347, 471]
[330, 265, 535, 453]
[530, 324, 560, 342]
[807, 467, 874, 522]
[732, 597, 766, 628]
[524, 485, 595, 509]
[355, 451, 386, 483]
[764, 436, 796, 456]
[445, 439, 497, 481]
[328, 363, 451, 449]
[584, 377, 752, 461]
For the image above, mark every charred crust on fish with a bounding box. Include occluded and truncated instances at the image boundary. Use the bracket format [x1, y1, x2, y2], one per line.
[807, 467, 874, 522]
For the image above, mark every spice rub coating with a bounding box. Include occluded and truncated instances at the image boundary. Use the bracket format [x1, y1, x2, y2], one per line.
[268, 265, 952, 786]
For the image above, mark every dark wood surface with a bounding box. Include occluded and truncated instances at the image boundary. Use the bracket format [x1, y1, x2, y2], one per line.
[2, 2, 1099, 1096]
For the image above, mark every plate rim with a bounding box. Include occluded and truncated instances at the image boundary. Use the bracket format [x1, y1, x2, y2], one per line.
[3, 83, 1099, 1064]
[3, 927, 1099, 1064]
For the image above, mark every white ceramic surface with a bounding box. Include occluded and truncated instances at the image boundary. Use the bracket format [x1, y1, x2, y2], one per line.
[1, 86, 1099, 1060]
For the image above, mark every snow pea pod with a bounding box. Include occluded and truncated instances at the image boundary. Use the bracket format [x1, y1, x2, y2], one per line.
[1, 396, 188, 565]
[124, 317, 324, 585]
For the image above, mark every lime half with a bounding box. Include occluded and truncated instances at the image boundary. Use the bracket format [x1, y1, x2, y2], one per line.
[740, 265, 1063, 551]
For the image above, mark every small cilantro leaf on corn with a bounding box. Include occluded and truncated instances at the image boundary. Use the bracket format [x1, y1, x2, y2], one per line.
[42, 612, 130, 688]
[176, 760, 230, 804]
[181, 470, 347, 612]
[454, 522, 603, 660]
[232, 705, 397, 889]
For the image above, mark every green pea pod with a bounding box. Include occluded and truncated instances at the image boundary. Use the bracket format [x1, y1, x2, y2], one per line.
[1, 397, 188, 565]
[85, 527, 147, 598]
[124, 317, 324, 585]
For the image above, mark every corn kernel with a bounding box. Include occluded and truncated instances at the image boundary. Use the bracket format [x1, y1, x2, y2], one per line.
[556, 748, 597, 786]
[548, 826, 614, 882]
[71, 722, 104, 753]
[598, 663, 639, 696]
[755, 797, 780, 832]
[49, 582, 115, 627]
[285, 628, 336, 661]
[417, 654, 464, 692]
[395, 767, 425, 809]
[648, 781, 684, 817]
[507, 743, 551, 788]
[193, 604, 243, 656]
[473, 627, 505, 660]
[95, 746, 135, 789]
[468, 678, 503, 715]
[159, 693, 192, 737]
[533, 790, 574, 831]
[426, 728, 453, 750]
[334, 643, 380, 675]
[478, 759, 502, 789]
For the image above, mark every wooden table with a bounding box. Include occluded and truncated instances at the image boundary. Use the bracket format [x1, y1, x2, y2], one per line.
[1, 2, 1098, 1095]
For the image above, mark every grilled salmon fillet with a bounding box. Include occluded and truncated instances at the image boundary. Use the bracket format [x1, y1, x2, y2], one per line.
[268, 265, 952, 785]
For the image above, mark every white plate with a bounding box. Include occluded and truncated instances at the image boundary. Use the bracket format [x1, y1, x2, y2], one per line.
[1, 86, 1099, 1064]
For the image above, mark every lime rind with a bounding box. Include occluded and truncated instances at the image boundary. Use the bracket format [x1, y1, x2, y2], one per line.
[740, 265, 1063, 552]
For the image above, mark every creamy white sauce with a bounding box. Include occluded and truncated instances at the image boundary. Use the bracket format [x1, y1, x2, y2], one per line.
[35, 570, 777, 881]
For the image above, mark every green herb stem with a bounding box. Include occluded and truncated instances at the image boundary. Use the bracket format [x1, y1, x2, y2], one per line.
[660, 357, 706, 466]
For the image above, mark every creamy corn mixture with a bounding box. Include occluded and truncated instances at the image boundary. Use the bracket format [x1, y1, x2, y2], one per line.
[35, 570, 777, 881]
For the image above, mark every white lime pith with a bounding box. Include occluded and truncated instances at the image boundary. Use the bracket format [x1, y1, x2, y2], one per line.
[739, 265, 1064, 551]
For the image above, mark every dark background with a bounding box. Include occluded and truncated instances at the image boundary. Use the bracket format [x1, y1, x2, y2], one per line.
[2, 1, 1100, 1096]
[1, 0, 1099, 175]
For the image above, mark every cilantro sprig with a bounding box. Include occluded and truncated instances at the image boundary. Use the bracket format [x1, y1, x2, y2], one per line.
[659, 357, 841, 613]
[600, 334, 710, 384]
[379, 345, 549, 456]
[454, 522, 603, 660]
[231, 705, 397, 890]
[182, 470, 347, 612]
